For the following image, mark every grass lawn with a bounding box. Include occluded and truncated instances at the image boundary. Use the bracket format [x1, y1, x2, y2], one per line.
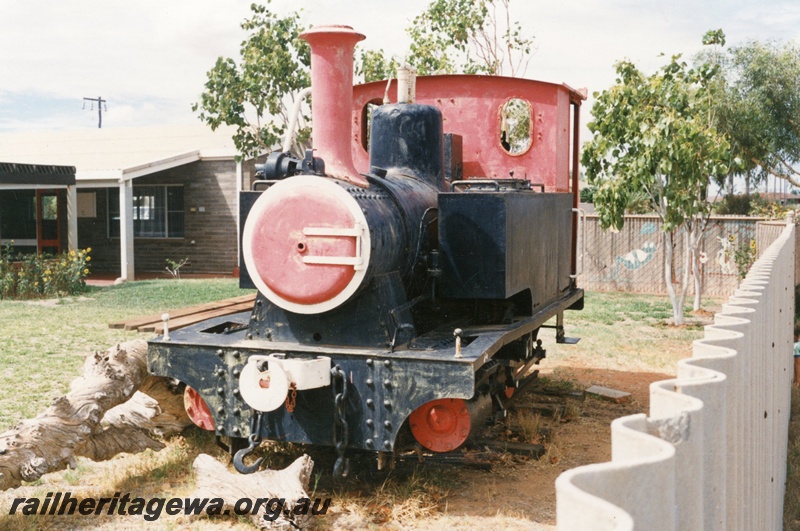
[545, 290, 719, 374]
[0, 279, 249, 428]
[0, 285, 710, 430]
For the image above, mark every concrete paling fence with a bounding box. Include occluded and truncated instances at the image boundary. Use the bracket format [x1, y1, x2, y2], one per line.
[556, 217, 796, 530]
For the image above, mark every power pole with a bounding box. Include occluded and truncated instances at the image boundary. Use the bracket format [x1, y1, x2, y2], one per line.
[83, 96, 107, 128]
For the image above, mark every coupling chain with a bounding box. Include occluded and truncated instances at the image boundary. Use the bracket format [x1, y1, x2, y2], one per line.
[285, 383, 298, 413]
[249, 409, 264, 446]
[331, 366, 350, 478]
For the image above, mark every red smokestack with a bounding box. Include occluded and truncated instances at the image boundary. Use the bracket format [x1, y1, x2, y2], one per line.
[300, 25, 368, 188]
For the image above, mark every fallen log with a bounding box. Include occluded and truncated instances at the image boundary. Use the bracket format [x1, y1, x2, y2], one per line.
[0, 339, 191, 490]
[190, 453, 316, 529]
[0, 338, 319, 529]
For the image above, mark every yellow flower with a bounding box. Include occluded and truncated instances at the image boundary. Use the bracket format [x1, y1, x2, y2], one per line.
[84, 269, 89, 274]
[86, 257, 91, 262]
[86, 247, 92, 253]
[44, 270, 51, 275]
[69, 250, 75, 257]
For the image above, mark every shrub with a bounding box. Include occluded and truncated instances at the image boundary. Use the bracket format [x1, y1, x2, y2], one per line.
[624, 190, 653, 215]
[714, 194, 753, 215]
[580, 185, 596, 203]
[713, 193, 792, 219]
[0, 242, 92, 299]
[733, 238, 757, 279]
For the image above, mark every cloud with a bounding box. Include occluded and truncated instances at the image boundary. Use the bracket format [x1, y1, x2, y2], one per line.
[1, 0, 800, 133]
[0, 1, 251, 100]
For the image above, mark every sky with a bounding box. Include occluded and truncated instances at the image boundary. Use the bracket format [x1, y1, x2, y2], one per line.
[1, 0, 799, 138]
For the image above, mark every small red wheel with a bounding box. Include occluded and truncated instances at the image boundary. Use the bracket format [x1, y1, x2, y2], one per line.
[184, 386, 215, 431]
[409, 398, 471, 452]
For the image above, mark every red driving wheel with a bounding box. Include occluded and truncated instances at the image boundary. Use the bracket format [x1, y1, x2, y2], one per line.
[409, 398, 471, 452]
[184, 386, 215, 431]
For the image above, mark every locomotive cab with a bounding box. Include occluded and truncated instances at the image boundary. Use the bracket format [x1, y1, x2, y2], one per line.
[147, 24, 585, 474]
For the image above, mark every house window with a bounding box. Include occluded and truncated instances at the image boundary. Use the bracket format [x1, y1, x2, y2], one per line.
[108, 186, 184, 238]
[77, 192, 97, 218]
[0, 190, 36, 240]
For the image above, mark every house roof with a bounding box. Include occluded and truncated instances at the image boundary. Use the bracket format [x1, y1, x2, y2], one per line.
[0, 124, 239, 186]
[0, 162, 76, 186]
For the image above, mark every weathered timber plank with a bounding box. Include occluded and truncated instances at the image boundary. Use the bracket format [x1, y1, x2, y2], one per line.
[109, 293, 256, 330]
[586, 385, 632, 404]
[143, 302, 254, 334]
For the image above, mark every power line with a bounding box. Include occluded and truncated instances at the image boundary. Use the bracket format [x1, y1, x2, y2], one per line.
[82, 96, 107, 128]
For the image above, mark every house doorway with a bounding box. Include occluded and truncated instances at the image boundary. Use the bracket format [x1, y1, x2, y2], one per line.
[0, 189, 64, 255]
[36, 190, 61, 254]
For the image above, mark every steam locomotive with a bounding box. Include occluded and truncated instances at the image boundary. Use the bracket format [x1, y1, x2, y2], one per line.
[147, 25, 585, 475]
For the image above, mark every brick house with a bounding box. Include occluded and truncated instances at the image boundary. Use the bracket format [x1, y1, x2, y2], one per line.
[0, 125, 255, 280]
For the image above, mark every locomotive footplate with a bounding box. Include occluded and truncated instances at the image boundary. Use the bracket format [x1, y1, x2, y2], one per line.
[147, 288, 583, 456]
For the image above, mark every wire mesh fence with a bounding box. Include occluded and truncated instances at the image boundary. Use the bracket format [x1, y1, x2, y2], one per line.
[576, 215, 781, 298]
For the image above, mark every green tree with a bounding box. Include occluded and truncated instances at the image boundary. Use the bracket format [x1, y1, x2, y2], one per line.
[405, 0, 534, 76]
[713, 40, 800, 189]
[193, 1, 534, 160]
[583, 53, 735, 325]
[357, 49, 401, 83]
[357, 0, 534, 81]
[192, 2, 310, 160]
[579, 185, 596, 204]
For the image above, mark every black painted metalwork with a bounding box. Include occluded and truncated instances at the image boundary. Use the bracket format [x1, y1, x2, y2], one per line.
[369, 103, 444, 187]
[438, 190, 574, 309]
[233, 410, 264, 474]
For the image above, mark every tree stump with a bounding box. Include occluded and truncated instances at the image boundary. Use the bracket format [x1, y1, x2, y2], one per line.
[190, 453, 316, 529]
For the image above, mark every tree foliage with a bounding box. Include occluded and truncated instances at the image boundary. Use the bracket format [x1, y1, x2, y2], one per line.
[583, 51, 735, 324]
[193, 1, 535, 159]
[713, 40, 800, 188]
[357, 0, 534, 81]
[584, 57, 732, 231]
[405, 0, 534, 76]
[192, 2, 310, 160]
[356, 49, 401, 83]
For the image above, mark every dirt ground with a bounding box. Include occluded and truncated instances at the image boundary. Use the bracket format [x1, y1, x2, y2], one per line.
[306, 360, 676, 530]
[436, 366, 669, 526]
[0, 363, 678, 531]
